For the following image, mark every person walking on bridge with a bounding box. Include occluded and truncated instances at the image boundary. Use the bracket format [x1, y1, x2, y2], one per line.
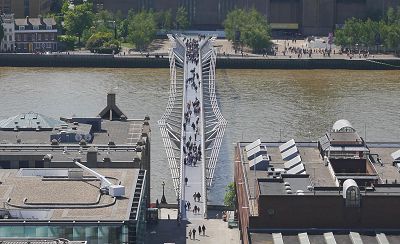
[185, 177, 188, 185]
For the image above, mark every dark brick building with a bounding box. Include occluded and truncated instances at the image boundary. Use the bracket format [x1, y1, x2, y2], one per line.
[235, 120, 400, 244]
[94, 0, 400, 35]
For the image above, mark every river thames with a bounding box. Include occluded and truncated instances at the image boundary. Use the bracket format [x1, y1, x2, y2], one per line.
[0, 67, 399, 204]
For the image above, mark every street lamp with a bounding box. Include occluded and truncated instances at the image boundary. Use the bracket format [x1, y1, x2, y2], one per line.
[161, 181, 167, 204]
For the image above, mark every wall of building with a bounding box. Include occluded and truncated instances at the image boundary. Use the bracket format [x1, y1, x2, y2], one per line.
[97, 0, 400, 35]
[5, 0, 51, 18]
[251, 194, 400, 229]
[234, 146, 250, 244]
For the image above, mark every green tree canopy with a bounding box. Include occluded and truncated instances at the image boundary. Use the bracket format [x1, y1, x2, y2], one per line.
[63, 2, 94, 44]
[157, 9, 173, 31]
[224, 182, 236, 208]
[127, 10, 157, 51]
[176, 6, 190, 30]
[334, 7, 400, 53]
[224, 9, 272, 53]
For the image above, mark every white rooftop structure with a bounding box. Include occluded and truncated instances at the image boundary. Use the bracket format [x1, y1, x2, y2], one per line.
[281, 145, 299, 161]
[332, 119, 355, 132]
[249, 154, 270, 170]
[247, 144, 268, 160]
[391, 149, 400, 161]
[284, 155, 302, 170]
[279, 139, 295, 153]
[245, 139, 261, 152]
[286, 163, 306, 175]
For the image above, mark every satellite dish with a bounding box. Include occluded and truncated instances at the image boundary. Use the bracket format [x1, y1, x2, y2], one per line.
[75, 134, 83, 142]
[84, 134, 92, 142]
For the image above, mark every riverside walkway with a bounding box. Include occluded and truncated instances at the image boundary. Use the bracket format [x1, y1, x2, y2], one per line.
[159, 35, 226, 220]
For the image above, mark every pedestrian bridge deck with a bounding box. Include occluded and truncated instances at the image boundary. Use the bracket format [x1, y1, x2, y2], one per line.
[158, 35, 226, 220]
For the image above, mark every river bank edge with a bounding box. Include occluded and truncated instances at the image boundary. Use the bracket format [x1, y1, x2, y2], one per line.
[1, 54, 400, 70]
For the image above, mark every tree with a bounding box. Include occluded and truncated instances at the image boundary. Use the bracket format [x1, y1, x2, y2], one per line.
[0, 15, 4, 48]
[224, 9, 272, 53]
[86, 32, 120, 54]
[157, 9, 173, 31]
[334, 7, 400, 53]
[127, 10, 157, 51]
[224, 182, 236, 208]
[176, 6, 190, 30]
[63, 2, 94, 45]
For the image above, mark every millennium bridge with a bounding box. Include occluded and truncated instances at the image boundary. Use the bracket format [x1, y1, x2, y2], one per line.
[158, 35, 227, 220]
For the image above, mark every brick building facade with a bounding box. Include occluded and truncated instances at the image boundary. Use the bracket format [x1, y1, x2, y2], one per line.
[94, 0, 400, 35]
[14, 16, 57, 53]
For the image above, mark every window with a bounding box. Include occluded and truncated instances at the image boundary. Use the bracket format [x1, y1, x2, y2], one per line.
[346, 187, 361, 207]
[9, 35, 12, 41]
[9, 28, 12, 32]
[45, 34, 48, 41]
[46, 25, 52, 30]
[33, 25, 39, 30]
[19, 26, 25, 30]
[38, 34, 41, 41]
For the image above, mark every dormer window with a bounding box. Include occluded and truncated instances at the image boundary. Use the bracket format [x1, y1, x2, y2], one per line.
[46, 25, 52, 30]
[19, 26, 25, 31]
[33, 25, 39, 30]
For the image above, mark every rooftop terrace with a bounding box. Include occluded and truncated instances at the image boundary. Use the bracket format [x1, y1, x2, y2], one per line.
[0, 168, 144, 222]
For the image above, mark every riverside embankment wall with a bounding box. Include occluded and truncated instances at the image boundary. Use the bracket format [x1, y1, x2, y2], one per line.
[1, 54, 400, 70]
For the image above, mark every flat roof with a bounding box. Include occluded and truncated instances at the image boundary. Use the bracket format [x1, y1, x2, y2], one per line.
[0, 120, 145, 145]
[249, 231, 400, 244]
[0, 168, 143, 221]
[238, 141, 400, 215]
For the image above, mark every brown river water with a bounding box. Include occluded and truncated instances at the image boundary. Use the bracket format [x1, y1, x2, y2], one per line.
[0, 67, 399, 204]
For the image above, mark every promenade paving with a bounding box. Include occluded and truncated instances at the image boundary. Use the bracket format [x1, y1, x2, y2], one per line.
[146, 208, 240, 244]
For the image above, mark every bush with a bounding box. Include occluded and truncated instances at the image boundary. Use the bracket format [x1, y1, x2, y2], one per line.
[85, 32, 120, 53]
[58, 35, 77, 51]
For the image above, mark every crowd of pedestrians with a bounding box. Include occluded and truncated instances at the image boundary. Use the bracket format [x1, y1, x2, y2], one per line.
[182, 37, 205, 218]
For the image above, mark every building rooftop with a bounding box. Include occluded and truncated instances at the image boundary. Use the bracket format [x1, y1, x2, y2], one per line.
[0, 119, 145, 145]
[249, 232, 400, 244]
[238, 141, 400, 215]
[0, 112, 66, 131]
[0, 168, 144, 222]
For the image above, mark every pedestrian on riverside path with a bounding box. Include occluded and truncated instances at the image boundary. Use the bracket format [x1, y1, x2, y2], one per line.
[185, 177, 188, 185]
[196, 192, 201, 202]
[192, 228, 196, 239]
[189, 229, 192, 239]
[202, 224, 206, 235]
[193, 192, 197, 202]
[198, 225, 202, 235]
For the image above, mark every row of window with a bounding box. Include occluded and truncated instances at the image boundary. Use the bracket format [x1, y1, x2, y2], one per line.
[18, 25, 53, 31]
[2, 35, 13, 41]
[15, 33, 56, 42]
[4, 28, 13, 33]
[15, 43, 57, 51]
